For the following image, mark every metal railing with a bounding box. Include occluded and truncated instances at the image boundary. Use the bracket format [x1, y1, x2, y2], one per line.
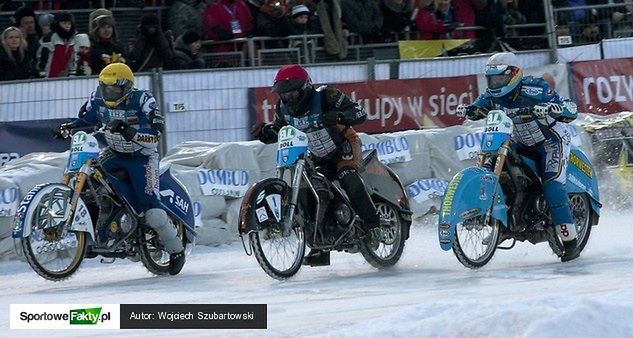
[553, 3, 633, 46]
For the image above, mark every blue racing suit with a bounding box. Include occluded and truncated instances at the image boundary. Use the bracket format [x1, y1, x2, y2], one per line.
[465, 76, 578, 230]
[72, 88, 164, 213]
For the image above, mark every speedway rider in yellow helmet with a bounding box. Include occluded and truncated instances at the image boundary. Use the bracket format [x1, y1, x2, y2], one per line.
[54, 63, 186, 275]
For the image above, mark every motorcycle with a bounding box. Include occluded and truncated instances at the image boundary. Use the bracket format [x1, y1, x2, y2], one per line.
[12, 127, 196, 281]
[438, 110, 601, 268]
[238, 126, 412, 280]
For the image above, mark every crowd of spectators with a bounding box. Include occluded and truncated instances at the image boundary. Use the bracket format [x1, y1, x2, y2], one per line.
[0, 0, 631, 81]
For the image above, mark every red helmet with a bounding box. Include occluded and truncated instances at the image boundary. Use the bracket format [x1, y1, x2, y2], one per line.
[273, 64, 313, 115]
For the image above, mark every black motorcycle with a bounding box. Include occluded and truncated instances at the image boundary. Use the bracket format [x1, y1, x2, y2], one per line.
[238, 126, 412, 280]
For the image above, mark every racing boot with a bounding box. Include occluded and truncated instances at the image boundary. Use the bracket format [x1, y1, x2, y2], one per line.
[145, 208, 186, 273]
[303, 249, 330, 266]
[557, 223, 580, 262]
[169, 250, 186, 275]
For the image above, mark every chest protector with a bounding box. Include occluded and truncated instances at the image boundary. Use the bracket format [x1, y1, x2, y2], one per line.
[96, 90, 149, 153]
[279, 89, 345, 158]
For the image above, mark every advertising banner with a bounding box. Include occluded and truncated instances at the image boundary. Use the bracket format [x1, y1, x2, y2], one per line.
[571, 57, 633, 114]
[0, 119, 71, 167]
[248, 76, 479, 135]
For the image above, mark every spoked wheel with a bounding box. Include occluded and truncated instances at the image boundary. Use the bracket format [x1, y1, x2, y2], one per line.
[250, 223, 305, 280]
[452, 216, 500, 269]
[139, 219, 185, 275]
[549, 193, 593, 256]
[360, 202, 406, 268]
[22, 188, 87, 281]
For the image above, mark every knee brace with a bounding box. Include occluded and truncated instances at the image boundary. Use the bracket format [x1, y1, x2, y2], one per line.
[145, 208, 183, 253]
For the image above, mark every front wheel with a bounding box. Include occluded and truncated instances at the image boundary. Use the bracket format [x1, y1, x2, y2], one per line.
[250, 224, 306, 280]
[360, 202, 407, 268]
[139, 219, 186, 275]
[21, 187, 87, 281]
[452, 216, 500, 269]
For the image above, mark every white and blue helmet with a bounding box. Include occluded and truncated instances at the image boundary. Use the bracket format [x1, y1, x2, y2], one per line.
[485, 52, 523, 98]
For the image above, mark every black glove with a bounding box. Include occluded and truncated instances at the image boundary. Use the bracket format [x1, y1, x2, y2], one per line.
[259, 124, 279, 144]
[250, 122, 266, 139]
[322, 111, 341, 126]
[107, 120, 137, 142]
[52, 123, 73, 139]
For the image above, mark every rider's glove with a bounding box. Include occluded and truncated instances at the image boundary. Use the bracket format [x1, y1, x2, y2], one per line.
[322, 111, 341, 126]
[456, 104, 469, 118]
[107, 119, 137, 142]
[259, 124, 279, 144]
[532, 102, 563, 119]
[52, 123, 73, 139]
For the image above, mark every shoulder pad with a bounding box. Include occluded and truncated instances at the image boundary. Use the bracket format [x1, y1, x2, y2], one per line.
[520, 77, 551, 99]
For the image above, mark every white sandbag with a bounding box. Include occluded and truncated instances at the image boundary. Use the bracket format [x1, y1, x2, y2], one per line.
[163, 141, 223, 167]
[425, 126, 479, 180]
[404, 178, 449, 216]
[196, 195, 227, 219]
[222, 198, 244, 235]
[0, 237, 18, 260]
[195, 218, 233, 246]
[164, 163, 205, 197]
[255, 143, 278, 179]
[370, 130, 432, 186]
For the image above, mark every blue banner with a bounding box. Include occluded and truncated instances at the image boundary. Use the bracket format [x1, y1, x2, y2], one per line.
[0, 118, 72, 167]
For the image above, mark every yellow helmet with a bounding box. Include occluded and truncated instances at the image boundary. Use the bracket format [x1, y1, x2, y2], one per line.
[98, 63, 134, 108]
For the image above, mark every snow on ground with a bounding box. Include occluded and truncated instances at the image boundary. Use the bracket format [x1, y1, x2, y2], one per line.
[0, 209, 632, 338]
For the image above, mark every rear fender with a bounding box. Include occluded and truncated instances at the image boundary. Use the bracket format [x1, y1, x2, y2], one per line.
[438, 167, 508, 251]
[12, 183, 95, 241]
[238, 178, 289, 234]
[567, 147, 601, 219]
[361, 150, 412, 217]
[159, 168, 196, 243]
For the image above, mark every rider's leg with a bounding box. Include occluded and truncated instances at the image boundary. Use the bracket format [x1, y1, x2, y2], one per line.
[538, 126, 579, 261]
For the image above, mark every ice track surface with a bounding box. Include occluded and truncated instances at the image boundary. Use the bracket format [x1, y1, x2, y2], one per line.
[1, 210, 632, 338]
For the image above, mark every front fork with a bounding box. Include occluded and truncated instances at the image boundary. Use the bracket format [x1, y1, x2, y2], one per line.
[479, 141, 511, 224]
[61, 159, 92, 225]
[280, 159, 305, 236]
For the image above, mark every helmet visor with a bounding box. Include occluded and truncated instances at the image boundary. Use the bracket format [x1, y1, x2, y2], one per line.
[273, 78, 305, 94]
[100, 84, 125, 103]
[279, 89, 302, 105]
[487, 74, 511, 90]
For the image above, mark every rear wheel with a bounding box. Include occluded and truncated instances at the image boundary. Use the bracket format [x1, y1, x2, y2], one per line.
[21, 187, 87, 281]
[360, 202, 406, 268]
[452, 216, 500, 269]
[549, 193, 593, 256]
[139, 219, 185, 275]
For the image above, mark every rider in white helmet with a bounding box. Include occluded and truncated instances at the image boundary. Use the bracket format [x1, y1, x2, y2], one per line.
[457, 52, 581, 262]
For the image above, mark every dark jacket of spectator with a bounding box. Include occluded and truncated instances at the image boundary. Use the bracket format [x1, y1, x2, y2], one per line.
[203, 0, 253, 41]
[171, 30, 205, 70]
[168, 0, 204, 39]
[380, 0, 414, 40]
[256, 0, 292, 37]
[287, 4, 319, 35]
[340, 0, 384, 42]
[128, 14, 175, 72]
[0, 27, 38, 81]
[90, 14, 127, 73]
[13, 6, 41, 61]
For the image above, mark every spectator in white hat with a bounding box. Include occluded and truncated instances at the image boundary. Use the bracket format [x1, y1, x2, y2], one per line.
[74, 33, 93, 76]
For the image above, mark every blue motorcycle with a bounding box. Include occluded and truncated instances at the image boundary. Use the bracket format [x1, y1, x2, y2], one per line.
[13, 128, 196, 280]
[438, 110, 601, 268]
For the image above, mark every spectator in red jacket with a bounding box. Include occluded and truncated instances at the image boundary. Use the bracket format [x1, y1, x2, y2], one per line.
[415, 0, 461, 39]
[452, 0, 487, 39]
[203, 0, 253, 43]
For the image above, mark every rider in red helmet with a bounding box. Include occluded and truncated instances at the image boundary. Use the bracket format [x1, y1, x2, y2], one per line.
[252, 64, 381, 266]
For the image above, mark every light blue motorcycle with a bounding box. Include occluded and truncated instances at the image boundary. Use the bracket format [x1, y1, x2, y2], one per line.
[438, 110, 601, 268]
[13, 128, 196, 280]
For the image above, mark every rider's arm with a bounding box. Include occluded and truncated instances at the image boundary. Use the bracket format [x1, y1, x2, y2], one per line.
[541, 84, 578, 123]
[71, 92, 101, 128]
[132, 92, 163, 149]
[322, 86, 366, 126]
[466, 94, 494, 120]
